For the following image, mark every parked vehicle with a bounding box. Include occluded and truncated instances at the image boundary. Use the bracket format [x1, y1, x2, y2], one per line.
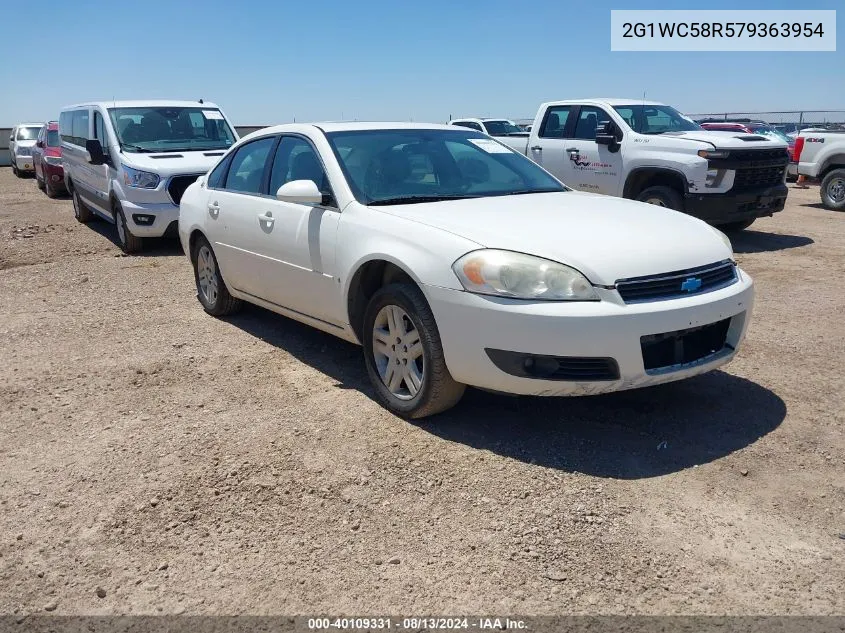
[179, 122, 753, 418]
[9, 123, 43, 177]
[794, 129, 845, 210]
[509, 99, 789, 231]
[32, 121, 66, 198]
[699, 119, 798, 180]
[59, 100, 239, 253]
[448, 118, 529, 151]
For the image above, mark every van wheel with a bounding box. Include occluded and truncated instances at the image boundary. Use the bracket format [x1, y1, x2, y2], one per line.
[820, 168, 845, 211]
[718, 219, 755, 232]
[635, 186, 683, 211]
[114, 201, 143, 254]
[12, 163, 20, 177]
[363, 283, 465, 419]
[191, 236, 242, 316]
[72, 189, 93, 223]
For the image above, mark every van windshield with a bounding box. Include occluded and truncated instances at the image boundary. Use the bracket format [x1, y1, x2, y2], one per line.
[108, 106, 236, 153]
[17, 127, 42, 141]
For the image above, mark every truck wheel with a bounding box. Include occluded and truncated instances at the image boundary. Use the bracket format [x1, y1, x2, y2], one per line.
[114, 201, 143, 254]
[72, 189, 94, 223]
[820, 169, 845, 211]
[718, 219, 755, 232]
[635, 186, 683, 211]
[363, 283, 465, 419]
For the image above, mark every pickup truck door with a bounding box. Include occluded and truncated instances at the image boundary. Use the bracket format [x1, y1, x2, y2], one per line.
[527, 105, 574, 182]
[555, 106, 623, 196]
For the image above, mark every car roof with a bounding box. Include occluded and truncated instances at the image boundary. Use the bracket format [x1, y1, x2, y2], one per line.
[249, 122, 465, 135]
[15, 123, 44, 127]
[452, 118, 511, 122]
[60, 100, 220, 110]
[542, 98, 666, 107]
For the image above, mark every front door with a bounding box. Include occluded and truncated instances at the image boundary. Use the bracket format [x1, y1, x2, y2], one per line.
[557, 105, 623, 195]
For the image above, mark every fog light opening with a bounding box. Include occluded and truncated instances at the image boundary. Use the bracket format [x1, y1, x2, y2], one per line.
[132, 214, 155, 226]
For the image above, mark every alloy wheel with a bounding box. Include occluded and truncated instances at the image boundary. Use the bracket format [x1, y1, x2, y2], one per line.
[371, 304, 425, 400]
[196, 245, 219, 306]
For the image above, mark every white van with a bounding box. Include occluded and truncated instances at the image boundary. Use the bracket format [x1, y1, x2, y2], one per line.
[59, 100, 239, 253]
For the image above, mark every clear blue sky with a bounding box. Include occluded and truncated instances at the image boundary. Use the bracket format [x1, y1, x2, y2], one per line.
[4, 0, 842, 125]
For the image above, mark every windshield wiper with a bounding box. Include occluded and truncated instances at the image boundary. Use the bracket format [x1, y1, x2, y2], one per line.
[368, 195, 478, 206]
[121, 143, 155, 153]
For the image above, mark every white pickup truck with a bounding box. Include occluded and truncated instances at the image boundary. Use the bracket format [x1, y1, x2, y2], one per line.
[794, 129, 845, 210]
[508, 99, 790, 231]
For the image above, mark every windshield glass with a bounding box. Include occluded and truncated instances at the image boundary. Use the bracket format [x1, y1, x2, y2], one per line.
[17, 127, 42, 140]
[613, 105, 701, 134]
[46, 130, 60, 147]
[325, 129, 566, 206]
[750, 126, 793, 144]
[483, 120, 526, 136]
[108, 106, 236, 152]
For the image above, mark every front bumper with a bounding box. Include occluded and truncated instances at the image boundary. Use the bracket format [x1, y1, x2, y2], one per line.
[120, 198, 180, 238]
[14, 155, 35, 172]
[425, 271, 754, 397]
[683, 183, 787, 225]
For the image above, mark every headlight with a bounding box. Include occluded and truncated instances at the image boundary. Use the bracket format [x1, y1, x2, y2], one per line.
[452, 249, 599, 301]
[698, 149, 729, 159]
[122, 164, 160, 189]
[44, 156, 63, 166]
[705, 168, 719, 186]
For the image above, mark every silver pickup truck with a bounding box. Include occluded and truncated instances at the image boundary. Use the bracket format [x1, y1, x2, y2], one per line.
[794, 129, 845, 210]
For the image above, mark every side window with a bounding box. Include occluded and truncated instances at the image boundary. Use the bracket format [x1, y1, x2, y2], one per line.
[72, 110, 90, 145]
[539, 106, 571, 138]
[94, 111, 109, 146]
[571, 106, 612, 141]
[614, 107, 636, 130]
[207, 153, 233, 189]
[59, 111, 74, 145]
[223, 137, 275, 194]
[268, 136, 330, 197]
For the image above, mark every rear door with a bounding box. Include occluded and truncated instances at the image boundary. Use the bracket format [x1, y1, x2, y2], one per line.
[528, 105, 574, 183]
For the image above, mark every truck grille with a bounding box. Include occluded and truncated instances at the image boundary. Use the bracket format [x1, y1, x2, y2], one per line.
[167, 174, 203, 205]
[616, 260, 737, 303]
[641, 318, 731, 371]
[733, 165, 786, 191]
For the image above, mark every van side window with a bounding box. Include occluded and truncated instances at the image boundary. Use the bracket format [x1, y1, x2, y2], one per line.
[59, 111, 76, 146]
[94, 111, 109, 147]
[72, 110, 89, 145]
[223, 137, 275, 194]
[539, 106, 572, 139]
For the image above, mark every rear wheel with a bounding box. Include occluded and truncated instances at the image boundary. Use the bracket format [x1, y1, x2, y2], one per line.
[114, 201, 143, 254]
[36, 169, 45, 190]
[718, 218, 755, 232]
[820, 168, 845, 211]
[363, 283, 465, 419]
[44, 176, 58, 198]
[191, 236, 242, 316]
[72, 188, 94, 223]
[635, 185, 683, 211]
[12, 163, 20, 177]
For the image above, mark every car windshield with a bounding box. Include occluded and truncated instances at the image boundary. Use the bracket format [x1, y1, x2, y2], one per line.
[483, 120, 526, 136]
[108, 106, 236, 152]
[325, 129, 567, 206]
[46, 130, 60, 147]
[750, 126, 793, 144]
[613, 105, 701, 134]
[17, 127, 42, 140]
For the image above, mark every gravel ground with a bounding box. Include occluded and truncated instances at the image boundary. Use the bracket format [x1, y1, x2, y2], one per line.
[0, 168, 842, 617]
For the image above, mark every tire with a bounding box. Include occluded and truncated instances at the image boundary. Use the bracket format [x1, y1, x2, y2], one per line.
[191, 236, 242, 316]
[820, 168, 845, 211]
[363, 283, 465, 419]
[36, 170, 45, 190]
[44, 176, 57, 199]
[635, 185, 684, 211]
[718, 219, 755, 232]
[71, 188, 94, 223]
[113, 201, 143, 254]
[12, 163, 20, 178]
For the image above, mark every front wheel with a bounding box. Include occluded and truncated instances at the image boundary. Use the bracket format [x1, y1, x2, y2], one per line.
[718, 218, 755, 232]
[363, 283, 465, 419]
[635, 185, 683, 211]
[191, 236, 242, 316]
[114, 202, 143, 254]
[72, 188, 93, 223]
[820, 168, 845, 211]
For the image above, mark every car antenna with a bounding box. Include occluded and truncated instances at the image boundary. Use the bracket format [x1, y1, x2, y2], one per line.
[199, 98, 204, 104]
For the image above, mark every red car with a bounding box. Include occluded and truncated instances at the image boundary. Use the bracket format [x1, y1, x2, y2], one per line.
[32, 121, 66, 198]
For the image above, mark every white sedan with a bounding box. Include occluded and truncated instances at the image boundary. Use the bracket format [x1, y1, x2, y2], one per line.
[178, 123, 754, 418]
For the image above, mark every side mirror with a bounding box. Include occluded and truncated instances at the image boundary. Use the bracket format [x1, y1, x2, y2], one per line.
[595, 121, 616, 145]
[36, 140, 44, 148]
[85, 139, 106, 165]
[276, 180, 323, 204]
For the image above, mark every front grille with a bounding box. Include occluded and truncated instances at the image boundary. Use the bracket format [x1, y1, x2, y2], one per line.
[167, 174, 202, 205]
[485, 349, 620, 381]
[616, 260, 737, 303]
[641, 318, 731, 371]
[17, 147, 32, 156]
[730, 148, 788, 162]
[733, 165, 785, 191]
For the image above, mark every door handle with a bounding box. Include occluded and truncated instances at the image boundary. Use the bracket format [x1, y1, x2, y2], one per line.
[207, 201, 219, 217]
[530, 145, 543, 151]
[565, 147, 579, 152]
[258, 212, 274, 225]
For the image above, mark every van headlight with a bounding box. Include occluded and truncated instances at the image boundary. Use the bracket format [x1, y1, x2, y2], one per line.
[122, 164, 160, 189]
[453, 249, 598, 301]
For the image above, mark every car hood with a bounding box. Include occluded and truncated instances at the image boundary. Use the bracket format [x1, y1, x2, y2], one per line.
[661, 130, 788, 149]
[15, 140, 36, 149]
[378, 192, 732, 285]
[120, 150, 228, 177]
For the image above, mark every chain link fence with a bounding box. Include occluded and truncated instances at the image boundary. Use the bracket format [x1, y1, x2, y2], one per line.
[686, 110, 845, 132]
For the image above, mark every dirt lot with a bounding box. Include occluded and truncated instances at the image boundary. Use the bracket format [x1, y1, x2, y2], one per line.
[0, 168, 842, 617]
